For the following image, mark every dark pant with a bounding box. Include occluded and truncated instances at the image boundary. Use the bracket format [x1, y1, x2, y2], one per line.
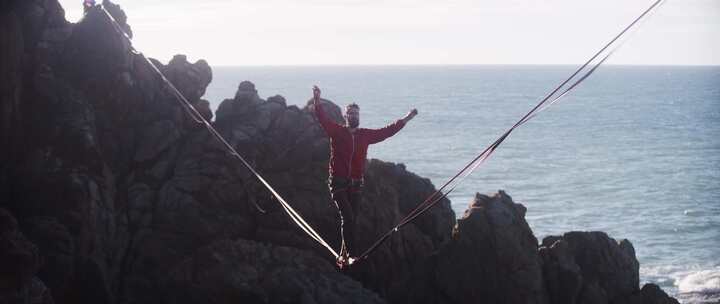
[329, 177, 363, 256]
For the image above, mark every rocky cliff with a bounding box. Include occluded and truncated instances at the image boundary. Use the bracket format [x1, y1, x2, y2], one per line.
[0, 1, 678, 304]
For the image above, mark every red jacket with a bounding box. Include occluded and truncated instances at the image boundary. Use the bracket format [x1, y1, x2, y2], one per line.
[314, 101, 406, 180]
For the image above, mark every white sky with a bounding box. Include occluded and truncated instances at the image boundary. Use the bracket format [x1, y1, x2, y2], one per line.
[60, 0, 719, 65]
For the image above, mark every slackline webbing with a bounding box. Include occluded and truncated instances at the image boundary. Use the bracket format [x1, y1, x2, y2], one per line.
[97, 0, 666, 266]
[354, 0, 666, 263]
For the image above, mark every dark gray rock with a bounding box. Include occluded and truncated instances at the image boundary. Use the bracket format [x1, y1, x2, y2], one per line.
[21, 217, 75, 301]
[210, 87, 455, 297]
[134, 120, 181, 162]
[0, 0, 680, 303]
[305, 97, 344, 124]
[196, 99, 213, 121]
[401, 191, 547, 304]
[101, 0, 132, 39]
[540, 231, 641, 304]
[617, 283, 680, 304]
[267, 94, 287, 106]
[0, 208, 54, 304]
[0, 8, 24, 192]
[539, 238, 583, 304]
[163, 239, 386, 304]
[162, 54, 212, 105]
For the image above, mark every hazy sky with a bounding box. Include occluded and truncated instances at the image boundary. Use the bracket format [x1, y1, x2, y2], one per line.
[59, 0, 719, 65]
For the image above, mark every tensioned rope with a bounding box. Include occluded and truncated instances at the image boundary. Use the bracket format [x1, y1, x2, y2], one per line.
[97, 5, 340, 259]
[354, 0, 666, 263]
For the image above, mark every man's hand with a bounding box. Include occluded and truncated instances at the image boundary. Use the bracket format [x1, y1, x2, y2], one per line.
[403, 108, 418, 124]
[313, 85, 321, 102]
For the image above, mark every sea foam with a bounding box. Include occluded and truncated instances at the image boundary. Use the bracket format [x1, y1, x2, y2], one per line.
[677, 268, 720, 303]
[678, 268, 720, 293]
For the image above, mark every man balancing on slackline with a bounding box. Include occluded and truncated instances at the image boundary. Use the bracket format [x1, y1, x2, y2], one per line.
[311, 85, 418, 267]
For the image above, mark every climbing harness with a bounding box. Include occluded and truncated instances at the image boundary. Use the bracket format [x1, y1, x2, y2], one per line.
[353, 0, 667, 264]
[98, 5, 341, 260]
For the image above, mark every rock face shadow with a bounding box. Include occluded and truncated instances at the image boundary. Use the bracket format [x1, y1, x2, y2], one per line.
[0, 1, 678, 303]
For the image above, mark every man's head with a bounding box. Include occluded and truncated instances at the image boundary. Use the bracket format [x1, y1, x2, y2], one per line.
[344, 103, 360, 128]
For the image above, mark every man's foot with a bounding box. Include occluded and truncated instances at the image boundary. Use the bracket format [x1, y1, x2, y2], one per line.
[336, 252, 357, 269]
[336, 244, 353, 269]
[336, 254, 348, 269]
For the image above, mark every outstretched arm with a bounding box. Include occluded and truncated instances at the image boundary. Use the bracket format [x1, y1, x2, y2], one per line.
[312, 85, 342, 136]
[402, 108, 418, 124]
[366, 109, 418, 144]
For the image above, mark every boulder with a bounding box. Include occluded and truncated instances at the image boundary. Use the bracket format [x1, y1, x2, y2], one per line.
[162, 54, 212, 104]
[617, 283, 680, 304]
[215, 81, 264, 125]
[539, 238, 583, 304]
[540, 231, 640, 304]
[101, 0, 133, 39]
[401, 191, 547, 304]
[305, 98, 344, 124]
[163, 239, 386, 304]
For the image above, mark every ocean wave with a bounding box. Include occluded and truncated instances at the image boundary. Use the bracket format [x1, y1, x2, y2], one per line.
[641, 265, 720, 299]
[677, 291, 720, 304]
[678, 268, 720, 294]
[676, 268, 720, 303]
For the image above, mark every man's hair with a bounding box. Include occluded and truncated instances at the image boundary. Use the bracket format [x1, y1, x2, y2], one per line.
[346, 103, 360, 112]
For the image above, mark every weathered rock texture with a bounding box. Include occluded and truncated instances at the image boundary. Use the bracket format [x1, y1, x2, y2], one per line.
[540, 232, 639, 303]
[540, 232, 679, 304]
[399, 192, 678, 304]
[400, 192, 547, 304]
[164, 239, 385, 304]
[0, 1, 450, 303]
[211, 80, 456, 297]
[0, 0, 678, 304]
[0, 208, 53, 304]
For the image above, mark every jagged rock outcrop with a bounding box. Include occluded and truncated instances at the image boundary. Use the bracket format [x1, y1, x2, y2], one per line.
[620, 284, 680, 304]
[399, 191, 680, 304]
[210, 80, 455, 296]
[0, 0, 679, 303]
[1, 1, 453, 302]
[540, 231, 639, 303]
[401, 191, 547, 304]
[164, 239, 386, 304]
[540, 232, 679, 304]
[162, 54, 213, 120]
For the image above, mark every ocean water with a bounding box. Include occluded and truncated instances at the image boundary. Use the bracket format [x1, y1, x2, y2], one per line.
[205, 65, 720, 301]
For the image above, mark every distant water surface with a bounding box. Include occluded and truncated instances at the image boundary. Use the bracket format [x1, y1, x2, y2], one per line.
[205, 65, 720, 302]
